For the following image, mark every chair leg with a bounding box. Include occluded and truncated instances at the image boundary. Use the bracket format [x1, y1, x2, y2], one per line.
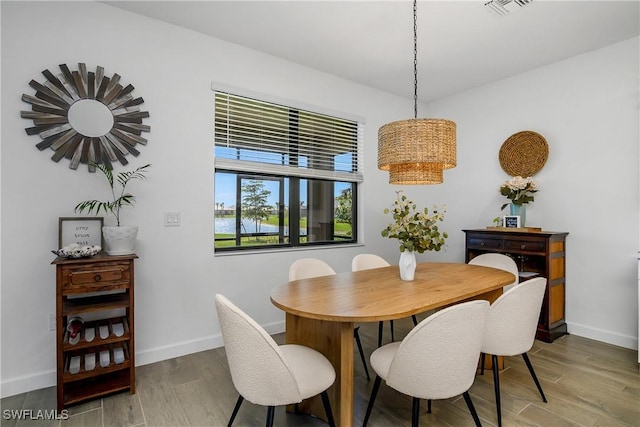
[522, 353, 548, 403]
[320, 390, 336, 427]
[427, 399, 432, 413]
[492, 354, 502, 427]
[411, 315, 418, 326]
[228, 395, 243, 427]
[354, 327, 370, 380]
[390, 320, 395, 342]
[480, 352, 486, 375]
[377, 321, 384, 347]
[362, 375, 382, 427]
[265, 406, 275, 427]
[411, 397, 420, 427]
[462, 391, 482, 427]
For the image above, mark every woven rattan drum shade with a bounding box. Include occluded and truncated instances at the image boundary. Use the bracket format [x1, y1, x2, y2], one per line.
[378, 118, 457, 184]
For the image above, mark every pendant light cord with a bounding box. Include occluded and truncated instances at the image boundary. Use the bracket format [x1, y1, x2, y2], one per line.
[413, 0, 418, 119]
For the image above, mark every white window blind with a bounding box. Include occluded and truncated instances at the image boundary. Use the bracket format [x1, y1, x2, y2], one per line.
[214, 91, 363, 182]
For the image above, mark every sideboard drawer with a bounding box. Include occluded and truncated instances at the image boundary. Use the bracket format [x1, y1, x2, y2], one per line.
[504, 238, 546, 253]
[467, 236, 503, 250]
[61, 262, 131, 294]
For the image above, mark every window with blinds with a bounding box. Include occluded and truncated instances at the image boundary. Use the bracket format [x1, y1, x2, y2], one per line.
[214, 92, 363, 182]
[213, 90, 361, 252]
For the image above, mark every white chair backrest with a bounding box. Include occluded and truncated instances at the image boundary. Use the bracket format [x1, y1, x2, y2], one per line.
[214, 294, 301, 406]
[386, 300, 489, 400]
[351, 254, 390, 271]
[481, 277, 547, 356]
[289, 258, 336, 281]
[469, 253, 519, 289]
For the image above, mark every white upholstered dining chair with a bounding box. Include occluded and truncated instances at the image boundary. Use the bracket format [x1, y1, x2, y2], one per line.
[362, 300, 489, 427]
[289, 258, 371, 380]
[214, 294, 336, 427]
[480, 277, 548, 427]
[351, 254, 418, 347]
[469, 253, 519, 291]
[288, 257, 337, 281]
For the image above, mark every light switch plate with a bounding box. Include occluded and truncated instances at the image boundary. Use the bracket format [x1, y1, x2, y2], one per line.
[164, 211, 181, 227]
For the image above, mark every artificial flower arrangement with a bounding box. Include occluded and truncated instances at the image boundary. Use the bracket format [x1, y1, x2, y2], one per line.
[499, 176, 537, 210]
[381, 191, 447, 253]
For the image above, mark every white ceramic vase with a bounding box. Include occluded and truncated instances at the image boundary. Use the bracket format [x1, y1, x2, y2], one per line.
[102, 226, 138, 255]
[399, 250, 417, 281]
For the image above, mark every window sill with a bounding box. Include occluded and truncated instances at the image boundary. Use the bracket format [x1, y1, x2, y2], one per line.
[214, 242, 364, 257]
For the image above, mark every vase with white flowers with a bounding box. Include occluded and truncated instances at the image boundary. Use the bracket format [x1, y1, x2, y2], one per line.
[74, 163, 151, 255]
[499, 176, 537, 226]
[381, 191, 447, 281]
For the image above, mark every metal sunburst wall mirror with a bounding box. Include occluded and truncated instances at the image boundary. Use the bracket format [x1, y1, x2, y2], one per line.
[21, 63, 150, 172]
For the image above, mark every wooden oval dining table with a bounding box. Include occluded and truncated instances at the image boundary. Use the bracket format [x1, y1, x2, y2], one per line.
[270, 261, 515, 427]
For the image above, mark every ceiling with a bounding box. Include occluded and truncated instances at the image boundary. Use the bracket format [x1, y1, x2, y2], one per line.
[103, 0, 639, 103]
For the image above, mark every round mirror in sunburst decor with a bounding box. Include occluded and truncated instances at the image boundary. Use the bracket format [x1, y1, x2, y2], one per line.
[21, 63, 150, 172]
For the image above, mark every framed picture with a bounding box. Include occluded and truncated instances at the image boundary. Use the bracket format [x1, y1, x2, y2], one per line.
[59, 217, 104, 248]
[503, 215, 521, 228]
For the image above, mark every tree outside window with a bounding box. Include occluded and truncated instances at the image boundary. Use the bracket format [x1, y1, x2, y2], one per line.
[241, 179, 272, 239]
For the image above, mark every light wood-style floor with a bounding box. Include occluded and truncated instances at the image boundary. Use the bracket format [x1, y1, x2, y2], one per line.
[2, 316, 639, 427]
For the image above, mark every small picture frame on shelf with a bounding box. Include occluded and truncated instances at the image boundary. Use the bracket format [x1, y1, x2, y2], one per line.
[59, 217, 104, 248]
[503, 215, 521, 228]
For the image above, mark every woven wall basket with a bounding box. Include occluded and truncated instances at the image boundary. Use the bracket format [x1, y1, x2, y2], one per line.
[499, 130, 548, 177]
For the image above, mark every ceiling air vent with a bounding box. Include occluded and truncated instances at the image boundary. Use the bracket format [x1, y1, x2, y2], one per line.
[483, 0, 533, 16]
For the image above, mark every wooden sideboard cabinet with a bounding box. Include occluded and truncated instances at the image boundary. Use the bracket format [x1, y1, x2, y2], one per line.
[463, 229, 569, 343]
[52, 253, 137, 410]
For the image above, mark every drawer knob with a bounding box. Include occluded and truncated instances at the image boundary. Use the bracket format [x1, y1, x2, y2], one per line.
[94, 274, 102, 282]
[480, 241, 485, 246]
[521, 244, 526, 250]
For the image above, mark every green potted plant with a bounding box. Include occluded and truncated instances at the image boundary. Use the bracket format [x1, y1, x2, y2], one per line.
[381, 191, 447, 281]
[75, 163, 151, 255]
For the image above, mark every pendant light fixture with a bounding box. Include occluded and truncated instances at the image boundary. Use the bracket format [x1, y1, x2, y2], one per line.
[378, 0, 457, 185]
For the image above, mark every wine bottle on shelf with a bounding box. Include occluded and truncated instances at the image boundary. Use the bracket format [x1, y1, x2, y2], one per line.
[67, 316, 84, 345]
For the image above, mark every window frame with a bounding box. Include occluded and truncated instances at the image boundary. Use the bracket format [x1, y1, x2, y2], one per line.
[212, 83, 363, 253]
[214, 170, 358, 252]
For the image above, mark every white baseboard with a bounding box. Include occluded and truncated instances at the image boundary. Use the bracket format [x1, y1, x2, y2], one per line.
[0, 320, 286, 399]
[567, 321, 638, 350]
[1, 369, 56, 399]
[136, 320, 285, 366]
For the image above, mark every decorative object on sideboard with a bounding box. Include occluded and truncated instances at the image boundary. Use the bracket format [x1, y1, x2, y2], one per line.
[58, 216, 104, 248]
[52, 243, 102, 259]
[499, 130, 548, 177]
[499, 175, 537, 227]
[377, 0, 456, 185]
[74, 163, 151, 255]
[509, 203, 526, 226]
[381, 191, 447, 281]
[503, 215, 521, 228]
[21, 63, 150, 171]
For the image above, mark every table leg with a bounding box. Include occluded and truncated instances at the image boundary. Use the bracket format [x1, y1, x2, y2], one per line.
[285, 313, 354, 427]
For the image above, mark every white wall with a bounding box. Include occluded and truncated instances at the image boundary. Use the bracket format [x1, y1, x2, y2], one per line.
[429, 36, 639, 349]
[1, 1, 637, 397]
